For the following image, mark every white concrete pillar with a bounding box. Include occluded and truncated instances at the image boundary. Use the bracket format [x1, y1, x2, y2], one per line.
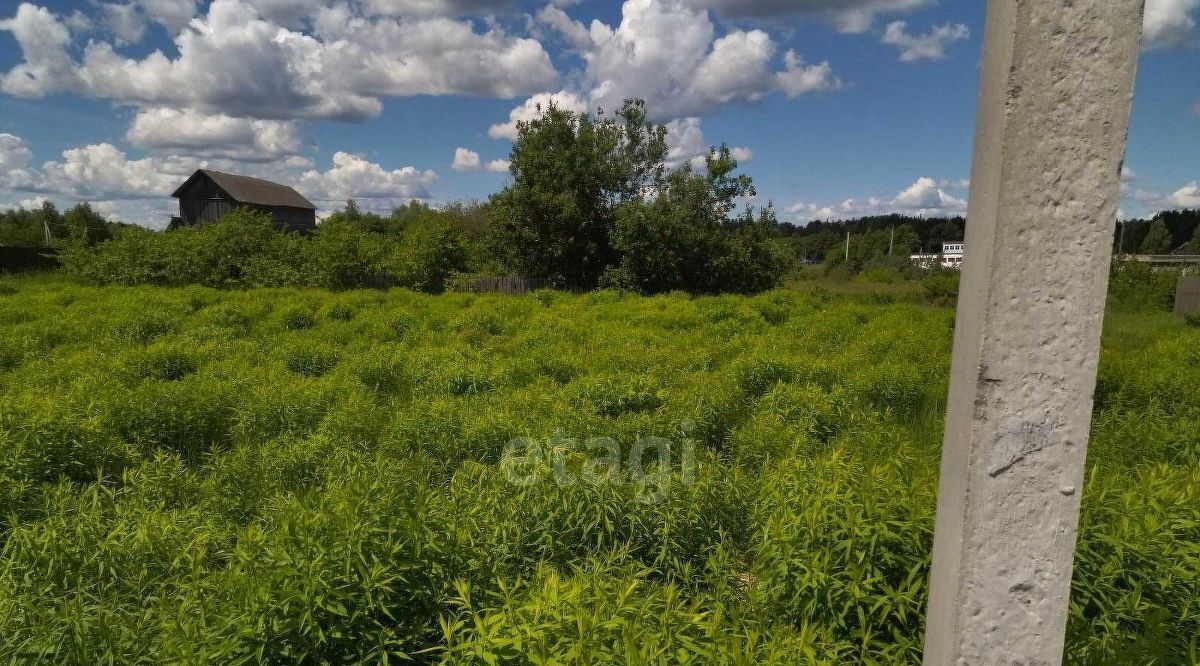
[923, 1, 1144, 664]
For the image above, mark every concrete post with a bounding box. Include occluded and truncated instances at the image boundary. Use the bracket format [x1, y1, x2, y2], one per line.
[923, 1, 1144, 664]
[1176, 275, 1200, 315]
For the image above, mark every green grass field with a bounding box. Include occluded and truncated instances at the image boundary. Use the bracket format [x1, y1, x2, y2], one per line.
[0, 277, 1195, 664]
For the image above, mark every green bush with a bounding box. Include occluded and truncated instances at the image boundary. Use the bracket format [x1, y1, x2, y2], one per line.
[1108, 262, 1180, 312]
[132, 346, 199, 381]
[282, 344, 340, 377]
[920, 272, 960, 307]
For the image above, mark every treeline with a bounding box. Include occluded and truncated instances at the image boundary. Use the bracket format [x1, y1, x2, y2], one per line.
[62, 207, 471, 292]
[778, 214, 966, 266]
[1115, 209, 1200, 255]
[781, 208, 1200, 275]
[0, 201, 129, 248]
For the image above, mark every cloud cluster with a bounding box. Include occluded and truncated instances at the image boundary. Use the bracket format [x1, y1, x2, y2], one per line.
[488, 91, 589, 140]
[1166, 182, 1200, 208]
[0, 134, 36, 189]
[787, 176, 968, 222]
[1144, 0, 1199, 49]
[0, 0, 557, 166]
[683, 0, 930, 34]
[881, 21, 969, 62]
[297, 152, 438, 203]
[0, 1, 557, 118]
[451, 148, 509, 173]
[664, 118, 752, 169]
[534, 0, 841, 121]
[127, 109, 304, 162]
[1131, 179, 1200, 214]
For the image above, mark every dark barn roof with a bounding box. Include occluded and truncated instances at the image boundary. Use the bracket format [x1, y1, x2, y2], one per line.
[172, 170, 316, 210]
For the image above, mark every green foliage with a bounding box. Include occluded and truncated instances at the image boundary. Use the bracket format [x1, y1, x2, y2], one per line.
[0, 201, 126, 249]
[1107, 262, 1181, 312]
[488, 99, 668, 287]
[62, 207, 471, 293]
[282, 343, 341, 377]
[606, 147, 790, 294]
[919, 271, 960, 307]
[1139, 219, 1174, 254]
[782, 215, 963, 267]
[0, 279, 1194, 663]
[488, 98, 787, 294]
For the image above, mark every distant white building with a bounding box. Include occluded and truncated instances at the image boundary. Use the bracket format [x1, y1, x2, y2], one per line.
[911, 242, 965, 269]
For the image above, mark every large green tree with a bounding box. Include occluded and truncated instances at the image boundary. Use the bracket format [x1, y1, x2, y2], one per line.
[1139, 219, 1173, 254]
[488, 99, 668, 287]
[605, 146, 788, 294]
[62, 203, 113, 246]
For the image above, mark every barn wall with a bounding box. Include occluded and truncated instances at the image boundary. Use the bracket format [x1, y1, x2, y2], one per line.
[180, 198, 237, 225]
[178, 200, 315, 233]
[251, 205, 317, 233]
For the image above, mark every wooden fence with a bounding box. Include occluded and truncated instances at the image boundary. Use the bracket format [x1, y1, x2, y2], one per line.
[462, 276, 555, 295]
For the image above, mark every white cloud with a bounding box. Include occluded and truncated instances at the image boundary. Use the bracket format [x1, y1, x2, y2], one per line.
[451, 147, 511, 173]
[1143, 0, 1199, 49]
[786, 200, 838, 221]
[452, 147, 482, 171]
[101, 3, 146, 45]
[98, 0, 197, 44]
[786, 176, 968, 222]
[0, 133, 35, 188]
[730, 146, 754, 162]
[138, 0, 196, 31]
[683, 0, 931, 34]
[535, 0, 840, 120]
[0, 0, 559, 123]
[488, 90, 589, 140]
[126, 108, 304, 161]
[0, 4, 82, 99]
[664, 117, 753, 169]
[775, 49, 841, 97]
[298, 151, 437, 203]
[363, 0, 516, 17]
[1166, 182, 1200, 208]
[32, 143, 182, 200]
[881, 21, 970, 62]
[893, 176, 967, 211]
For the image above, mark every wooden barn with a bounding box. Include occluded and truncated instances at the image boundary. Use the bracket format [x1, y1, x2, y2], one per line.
[171, 169, 317, 232]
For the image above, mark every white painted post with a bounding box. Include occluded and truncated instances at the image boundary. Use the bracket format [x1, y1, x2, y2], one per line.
[923, 1, 1144, 664]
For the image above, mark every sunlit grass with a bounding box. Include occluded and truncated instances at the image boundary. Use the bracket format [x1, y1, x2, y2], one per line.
[0, 276, 1194, 664]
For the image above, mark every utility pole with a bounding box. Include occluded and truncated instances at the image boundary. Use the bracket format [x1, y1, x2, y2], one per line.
[1118, 220, 1126, 259]
[844, 230, 850, 263]
[889, 225, 895, 256]
[922, 0, 1143, 664]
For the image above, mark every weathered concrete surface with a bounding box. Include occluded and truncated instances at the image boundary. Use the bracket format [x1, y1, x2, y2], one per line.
[923, 1, 1144, 664]
[1176, 275, 1200, 315]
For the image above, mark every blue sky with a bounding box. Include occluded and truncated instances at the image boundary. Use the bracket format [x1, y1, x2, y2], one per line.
[0, 0, 1196, 227]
